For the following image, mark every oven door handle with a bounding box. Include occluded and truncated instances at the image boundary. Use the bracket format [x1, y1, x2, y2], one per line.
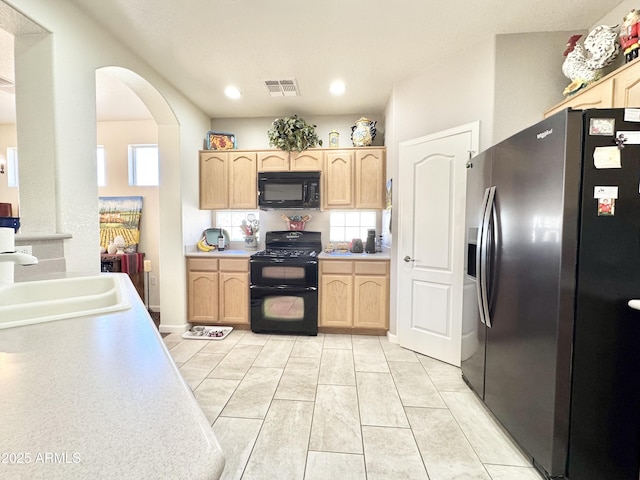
[250, 285, 317, 292]
[250, 258, 286, 264]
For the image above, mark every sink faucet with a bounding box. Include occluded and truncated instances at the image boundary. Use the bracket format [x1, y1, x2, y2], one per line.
[0, 252, 38, 265]
[0, 251, 38, 284]
[0, 227, 38, 283]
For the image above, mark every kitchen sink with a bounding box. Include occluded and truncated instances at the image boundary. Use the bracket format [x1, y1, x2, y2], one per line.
[0, 274, 131, 329]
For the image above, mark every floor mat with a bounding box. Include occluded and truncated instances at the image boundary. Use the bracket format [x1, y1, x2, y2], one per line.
[182, 325, 233, 340]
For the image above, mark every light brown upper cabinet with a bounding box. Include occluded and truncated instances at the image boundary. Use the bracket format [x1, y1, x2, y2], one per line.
[200, 151, 257, 209]
[324, 150, 354, 208]
[290, 150, 323, 171]
[544, 79, 614, 117]
[201, 146, 385, 210]
[545, 59, 640, 118]
[257, 149, 323, 172]
[324, 147, 386, 209]
[256, 150, 290, 172]
[355, 149, 385, 209]
[612, 62, 640, 107]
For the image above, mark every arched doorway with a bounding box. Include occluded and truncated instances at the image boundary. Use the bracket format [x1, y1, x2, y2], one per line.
[96, 66, 182, 331]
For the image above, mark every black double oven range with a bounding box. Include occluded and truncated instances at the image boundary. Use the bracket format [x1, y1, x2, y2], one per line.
[249, 231, 321, 335]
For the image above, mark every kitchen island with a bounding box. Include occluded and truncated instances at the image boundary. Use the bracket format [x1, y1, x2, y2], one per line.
[0, 273, 224, 480]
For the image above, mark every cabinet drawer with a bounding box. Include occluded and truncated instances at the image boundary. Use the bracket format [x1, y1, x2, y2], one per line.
[188, 258, 218, 272]
[219, 258, 249, 272]
[321, 261, 353, 274]
[354, 261, 389, 275]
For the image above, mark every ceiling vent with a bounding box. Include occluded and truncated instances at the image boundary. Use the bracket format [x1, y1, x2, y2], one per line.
[264, 78, 300, 97]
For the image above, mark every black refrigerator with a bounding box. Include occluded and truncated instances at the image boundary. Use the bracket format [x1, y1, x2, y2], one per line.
[462, 108, 640, 480]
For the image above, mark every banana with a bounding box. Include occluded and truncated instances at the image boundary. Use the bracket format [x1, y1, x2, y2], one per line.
[197, 237, 215, 252]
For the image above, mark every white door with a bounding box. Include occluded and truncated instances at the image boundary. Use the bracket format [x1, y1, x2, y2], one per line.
[397, 123, 479, 366]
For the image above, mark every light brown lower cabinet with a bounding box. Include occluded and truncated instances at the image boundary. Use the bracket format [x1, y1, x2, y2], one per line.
[187, 257, 249, 325]
[319, 259, 389, 331]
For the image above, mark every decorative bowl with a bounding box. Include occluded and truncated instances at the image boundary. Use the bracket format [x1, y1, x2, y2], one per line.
[287, 221, 305, 231]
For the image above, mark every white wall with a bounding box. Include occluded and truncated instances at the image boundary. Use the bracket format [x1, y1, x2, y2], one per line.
[493, 31, 583, 144]
[97, 120, 160, 309]
[5, 0, 630, 335]
[588, 0, 636, 75]
[0, 120, 162, 307]
[0, 124, 19, 215]
[383, 29, 584, 335]
[384, 37, 497, 336]
[210, 114, 386, 250]
[210, 114, 385, 150]
[5, 0, 212, 332]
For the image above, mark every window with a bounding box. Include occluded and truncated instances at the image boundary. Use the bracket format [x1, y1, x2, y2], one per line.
[7, 146, 107, 187]
[6, 147, 18, 188]
[216, 211, 260, 242]
[329, 211, 377, 242]
[97, 146, 105, 186]
[128, 144, 159, 186]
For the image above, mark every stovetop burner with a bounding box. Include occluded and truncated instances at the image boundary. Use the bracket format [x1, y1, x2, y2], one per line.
[253, 248, 318, 258]
[252, 231, 322, 259]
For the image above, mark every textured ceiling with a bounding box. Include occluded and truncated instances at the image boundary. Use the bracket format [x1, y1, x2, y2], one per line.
[0, 0, 628, 123]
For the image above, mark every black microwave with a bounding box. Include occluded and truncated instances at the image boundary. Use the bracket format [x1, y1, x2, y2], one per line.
[258, 171, 321, 210]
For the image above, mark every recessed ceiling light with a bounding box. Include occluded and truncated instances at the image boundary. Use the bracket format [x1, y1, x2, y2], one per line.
[224, 86, 242, 99]
[330, 80, 346, 95]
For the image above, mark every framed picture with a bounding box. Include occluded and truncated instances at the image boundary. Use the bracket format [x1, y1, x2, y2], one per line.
[99, 196, 143, 253]
[206, 131, 237, 150]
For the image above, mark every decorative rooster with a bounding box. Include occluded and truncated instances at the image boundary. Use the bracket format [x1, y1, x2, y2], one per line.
[562, 25, 620, 95]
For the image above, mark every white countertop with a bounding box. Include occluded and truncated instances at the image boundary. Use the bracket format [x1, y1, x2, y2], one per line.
[185, 243, 254, 258]
[0, 274, 224, 480]
[185, 247, 391, 260]
[318, 251, 391, 260]
[186, 249, 253, 258]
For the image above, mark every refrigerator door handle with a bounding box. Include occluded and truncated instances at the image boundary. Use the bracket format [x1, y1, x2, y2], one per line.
[628, 300, 640, 310]
[476, 187, 492, 326]
[480, 186, 496, 328]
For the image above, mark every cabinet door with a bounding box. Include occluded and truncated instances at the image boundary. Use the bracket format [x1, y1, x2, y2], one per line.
[290, 150, 323, 171]
[355, 149, 385, 209]
[544, 78, 614, 117]
[353, 275, 389, 329]
[229, 152, 257, 209]
[200, 152, 228, 209]
[219, 272, 249, 324]
[188, 271, 218, 323]
[612, 61, 640, 107]
[319, 274, 353, 327]
[257, 151, 289, 172]
[324, 151, 354, 208]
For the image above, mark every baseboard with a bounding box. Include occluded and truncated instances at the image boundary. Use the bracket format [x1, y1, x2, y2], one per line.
[158, 323, 190, 334]
[318, 327, 388, 336]
[386, 331, 398, 344]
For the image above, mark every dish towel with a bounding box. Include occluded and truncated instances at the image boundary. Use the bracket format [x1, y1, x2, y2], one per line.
[119, 253, 144, 274]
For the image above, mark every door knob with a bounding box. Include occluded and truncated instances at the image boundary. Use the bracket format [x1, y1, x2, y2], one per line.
[403, 256, 415, 263]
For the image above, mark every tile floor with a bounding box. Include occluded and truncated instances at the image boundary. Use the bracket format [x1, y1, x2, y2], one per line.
[163, 330, 544, 480]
